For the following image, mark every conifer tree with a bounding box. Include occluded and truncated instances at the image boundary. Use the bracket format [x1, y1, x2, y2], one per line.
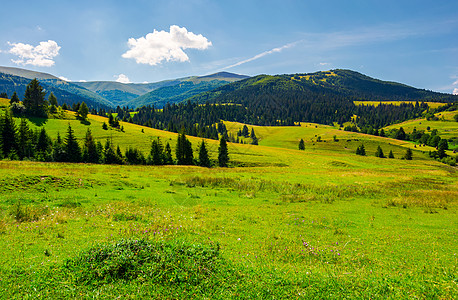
[17, 118, 32, 159]
[356, 144, 366, 156]
[388, 150, 395, 158]
[176, 132, 193, 165]
[52, 132, 65, 162]
[150, 138, 164, 165]
[0, 110, 18, 157]
[104, 138, 117, 164]
[404, 148, 413, 160]
[218, 136, 229, 167]
[298, 139, 305, 150]
[48, 93, 58, 113]
[78, 102, 89, 120]
[36, 127, 51, 154]
[64, 124, 81, 162]
[375, 145, 385, 158]
[10, 92, 20, 105]
[164, 142, 174, 165]
[198, 140, 211, 167]
[23, 78, 47, 117]
[82, 128, 99, 163]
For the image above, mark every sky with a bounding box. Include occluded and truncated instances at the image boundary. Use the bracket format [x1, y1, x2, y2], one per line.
[0, 0, 457, 94]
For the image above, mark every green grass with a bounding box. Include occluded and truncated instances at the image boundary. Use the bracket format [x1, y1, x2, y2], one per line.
[0, 109, 457, 298]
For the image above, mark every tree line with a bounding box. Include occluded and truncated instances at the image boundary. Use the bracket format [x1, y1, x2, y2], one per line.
[0, 110, 229, 167]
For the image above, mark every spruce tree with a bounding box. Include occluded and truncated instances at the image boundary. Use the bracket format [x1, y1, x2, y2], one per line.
[78, 102, 89, 120]
[104, 138, 117, 164]
[17, 118, 32, 159]
[64, 124, 81, 162]
[10, 92, 20, 105]
[164, 142, 174, 165]
[23, 78, 47, 117]
[404, 148, 413, 160]
[150, 138, 164, 165]
[298, 139, 305, 150]
[36, 127, 51, 154]
[48, 93, 58, 113]
[82, 128, 99, 163]
[437, 139, 448, 159]
[388, 150, 395, 158]
[375, 145, 385, 158]
[218, 136, 229, 167]
[52, 132, 65, 162]
[198, 140, 211, 167]
[0, 110, 18, 157]
[176, 132, 193, 165]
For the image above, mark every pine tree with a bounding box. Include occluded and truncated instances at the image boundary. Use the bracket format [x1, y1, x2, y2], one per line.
[404, 148, 413, 160]
[356, 144, 366, 156]
[36, 127, 51, 154]
[78, 102, 89, 120]
[150, 138, 164, 165]
[104, 138, 117, 164]
[0, 110, 18, 157]
[10, 92, 20, 105]
[388, 150, 395, 158]
[176, 132, 193, 165]
[23, 78, 47, 117]
[48, 93, 58, 113]
[375, 145, 385, 158]
[17, 118, 32, 159]
[437, 139, 448, 159]
[52, 132, 65, 162]
[64, 124, 81, 162]
[298, 139, 305, 150]
[198, 140, 211, 167]
[241, 125, 249, 137]
[218, 136, 229, 167]
[164, 142, 174, 165]
[82, 128, 99, 163]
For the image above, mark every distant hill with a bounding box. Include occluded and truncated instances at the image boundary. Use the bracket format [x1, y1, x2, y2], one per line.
[190, 69, 457, 104]
[0, 66, 113, 109]
[74, 72, 248, 108]
[124, 72, 248, 108]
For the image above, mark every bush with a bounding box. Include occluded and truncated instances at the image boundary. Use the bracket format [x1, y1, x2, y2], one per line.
[64, 239, 225, 286]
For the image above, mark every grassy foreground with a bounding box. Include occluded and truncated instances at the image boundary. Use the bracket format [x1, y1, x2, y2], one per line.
[0, 139, 457, 298]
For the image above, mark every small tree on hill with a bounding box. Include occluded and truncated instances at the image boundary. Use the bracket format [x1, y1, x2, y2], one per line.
[218, 136, 229, 167]
[64, 124, 81, 162]
[375, 145, 385, 158]
[164, 142, 174, 165]
[388, 150, 395, 158]
[78, 102, 89, 120]
[198, 140, 211, 167]
[0, 110, 18, 157]
[10, 92, 20, 105]
[23, 78, 47, 117]
[176, 132, 194, 165]
[404, 148, 413, 160]
[356, 144, 366, 156]
[48, 93, 58, 113]
[298, 139, 305, 150]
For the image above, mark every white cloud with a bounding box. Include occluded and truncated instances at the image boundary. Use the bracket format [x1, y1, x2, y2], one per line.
[453, 88, 458, 95]
[319, 62, 330, 66]
[8, 40, 61, 67]
[223, 41, 298, 69]
[122, 25, 212, 65]
[59, 76, 70, 81]
[115, 74, 131, 84]
[78, 80, 87, 82]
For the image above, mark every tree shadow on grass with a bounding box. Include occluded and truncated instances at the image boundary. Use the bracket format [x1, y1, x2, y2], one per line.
[80, 119, 91, 125]
[28, 117, 47, 127]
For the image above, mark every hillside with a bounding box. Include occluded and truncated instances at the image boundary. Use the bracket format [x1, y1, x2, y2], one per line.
[76, 72, 248, 108]
[0, 67, 113, 109]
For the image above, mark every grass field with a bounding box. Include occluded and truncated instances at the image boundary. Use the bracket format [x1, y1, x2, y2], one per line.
[1, 108, 457, 298]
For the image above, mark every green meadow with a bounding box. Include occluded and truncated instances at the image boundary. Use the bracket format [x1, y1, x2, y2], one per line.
[0, 108, 457, 298]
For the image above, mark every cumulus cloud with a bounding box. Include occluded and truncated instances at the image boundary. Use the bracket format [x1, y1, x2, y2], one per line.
[122, 25, 212, 65]
[453, 88, 458, 95]
[115, 74, 131, 84]
[59, 76, 70, 82]
[223, 41, 298, 69]
[8, 40, 61, 67]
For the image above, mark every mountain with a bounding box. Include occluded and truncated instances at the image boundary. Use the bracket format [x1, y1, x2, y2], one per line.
[124, 72, 248, 108]
[189, 69, 457, 105]
[74, 72, 247, 108]
[0, 66, 113, 109]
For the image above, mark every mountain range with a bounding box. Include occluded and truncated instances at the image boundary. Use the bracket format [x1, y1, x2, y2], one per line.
[0, 66, 456, 112]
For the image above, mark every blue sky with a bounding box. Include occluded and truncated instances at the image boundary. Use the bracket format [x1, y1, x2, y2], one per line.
[0, 0, 457, 93]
